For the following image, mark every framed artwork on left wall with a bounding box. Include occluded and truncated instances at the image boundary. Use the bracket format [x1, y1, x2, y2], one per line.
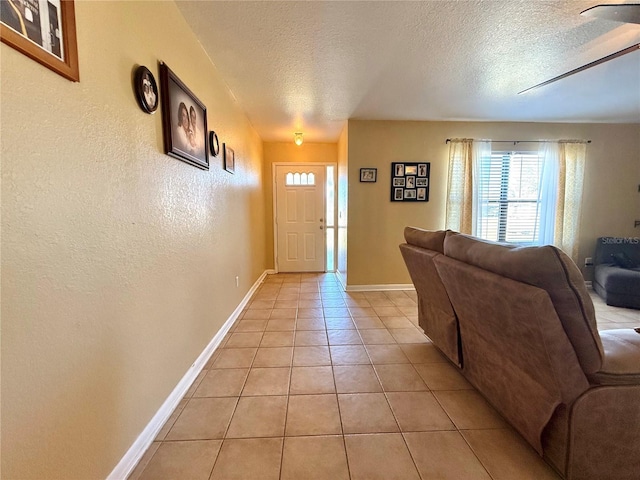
[0, 0, 79, 81]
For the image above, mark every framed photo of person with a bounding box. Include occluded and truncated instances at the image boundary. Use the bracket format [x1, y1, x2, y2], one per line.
[0, 0, 79, 81]
[134, 65, 158, 114]
[390, 162, 430, 202]
[159, 62, 209, 170]
[224, 144, 235, 174]
[360, 168, 377, 182]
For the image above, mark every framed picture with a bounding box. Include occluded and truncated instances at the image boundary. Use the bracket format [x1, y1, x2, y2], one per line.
[1, 0, 79, 81]
[360, 168, 377, 182]
[224, 143, 235, 174]
[159, 63, 209, 170]
[134, 66, 158, 114]
[391, 162, 430, 202]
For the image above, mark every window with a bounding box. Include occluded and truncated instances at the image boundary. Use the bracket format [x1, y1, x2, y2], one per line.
[475, 151, 543, 244]
[285, 171, 315, 186]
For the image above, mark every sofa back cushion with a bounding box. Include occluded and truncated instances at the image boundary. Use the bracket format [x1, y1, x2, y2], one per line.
[404, 227, 446, 253]
[443, 232, 604, 374]
[594, 237, 640, 267]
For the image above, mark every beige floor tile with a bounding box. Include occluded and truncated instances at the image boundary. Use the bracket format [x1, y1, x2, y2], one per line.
[338, 393, 399, 433]
[295, 330, 329, 346]
[241, 367, 290, 396]
[234, 319, 268, 332]
[299, 299, 323, 308]
[327, 329, 362, 345]
[166, 397, 237, 440]
[344, 433, 421, 480]
[330, 345, 371, 365]
[404, 431, 492, 480]
[298, 307, 324, 318]
[359, 329, 397, 344]
[128, 441, 160, 480]
[365, 344, 410, 364]
[210, 438, 283, 480]
[325, 317, 356, 329]
[293, 346, 332, 366]
[252, 347, 293, 367]
[269, 308, 297, 319]
[462, 429, 561, 480]
[274, 300, 298, 309]
[366, 297, 396, 307]
[194, 369, 249, 397]
[321, 298, 347, 307]
[242, 309, 272, 320]
[374, 364, 428, 392]
[281, 436, 350, 480]
[296, 317, 326, 330]
[434, 390, 509, 429]
[138, 440, 222, 480]
[290, 366, 336, 394]
[250, 299, 276, 309]
[386, 392, 455, 432]
[323, 307, 351, 317]
[266, 318, 296, 331]
[349, 307, 379, 318]
[389, 328, 429, 344]
[225, 332, 263, 348]
[184, 371, 206, 398]
[155, 400, 187, 440]
[260, 331, 295, 347]
[414, 363, 473, 390]
[277, 293, 300, 301]
[204, 350, 221, 369]
[285, 394, 342, 436]
[212, 348, 257, 369]
[299, 293, 321, 301]
[380, 316, 416, 329]
[352, 317, 386, 329]
[333, 365, 382, 393]
[226, 396, 287, 438]
[399, 343, 447, 363]
[372, 306, 405, 317]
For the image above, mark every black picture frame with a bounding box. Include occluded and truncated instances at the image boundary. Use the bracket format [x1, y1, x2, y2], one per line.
[134, 66, 158, 114]
[159, 62, 209, 170]
[391, 162, 430, 202]
[224, 143, 235, 174]
[360, 168, 377, 182]
[0, 0, 79, 81]
[209, 131, 220, 157]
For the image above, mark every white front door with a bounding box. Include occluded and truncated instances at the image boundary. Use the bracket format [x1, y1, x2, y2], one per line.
[275, 165, 326, 272]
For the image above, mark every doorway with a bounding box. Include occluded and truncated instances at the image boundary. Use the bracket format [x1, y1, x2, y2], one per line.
[273, 164, 336, 272]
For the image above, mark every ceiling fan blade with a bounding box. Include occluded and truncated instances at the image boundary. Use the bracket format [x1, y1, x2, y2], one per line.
[518, 42, 640, 94]
[581, 4, 640, 24]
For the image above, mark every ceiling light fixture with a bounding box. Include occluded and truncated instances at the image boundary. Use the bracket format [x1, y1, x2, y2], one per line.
[294, 132, 303, 146]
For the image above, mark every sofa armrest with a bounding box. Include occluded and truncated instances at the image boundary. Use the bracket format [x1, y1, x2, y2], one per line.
[589, 329, 640, 385]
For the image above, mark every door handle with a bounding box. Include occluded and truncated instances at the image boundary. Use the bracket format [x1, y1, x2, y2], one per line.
[320, 226, 324, 230]
[319, 218, 324, 222]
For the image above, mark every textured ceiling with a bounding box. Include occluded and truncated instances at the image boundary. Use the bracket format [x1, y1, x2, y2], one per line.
[177, 1, 640, 142]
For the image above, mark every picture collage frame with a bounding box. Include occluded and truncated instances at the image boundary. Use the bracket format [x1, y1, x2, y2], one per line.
[390, 162, 430, 202]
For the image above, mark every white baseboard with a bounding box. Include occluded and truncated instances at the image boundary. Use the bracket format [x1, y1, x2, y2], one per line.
[335, 270, 346, 290]
[107, 270, 269, 480]
[345, 283, 416, 292]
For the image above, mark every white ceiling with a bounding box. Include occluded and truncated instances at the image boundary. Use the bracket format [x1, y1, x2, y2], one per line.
[177, 0, 640, 143]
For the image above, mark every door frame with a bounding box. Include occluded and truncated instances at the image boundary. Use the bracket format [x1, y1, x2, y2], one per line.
[272, 162, 337, 273]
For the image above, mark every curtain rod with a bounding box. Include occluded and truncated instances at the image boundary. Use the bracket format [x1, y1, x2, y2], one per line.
[445, 139, 591, 145]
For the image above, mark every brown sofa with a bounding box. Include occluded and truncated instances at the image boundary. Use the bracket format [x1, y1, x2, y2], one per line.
[400, 227, 640, 480]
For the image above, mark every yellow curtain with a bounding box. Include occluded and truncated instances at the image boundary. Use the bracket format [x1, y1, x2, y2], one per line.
[445, 139, 473, 234]
[554, 141, 587, 262]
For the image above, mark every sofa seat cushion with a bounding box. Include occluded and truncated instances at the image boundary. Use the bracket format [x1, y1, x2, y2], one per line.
[590, 329, 640, 385]
[594, 264, 640, 295]
[443, 232, 604, 374]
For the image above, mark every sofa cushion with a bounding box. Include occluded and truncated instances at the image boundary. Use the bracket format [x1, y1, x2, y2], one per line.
[404, 227, 447, 253]
[611, 252, 637, 269]
[443, 232, 604, 374]
[590, 329, 640, 384]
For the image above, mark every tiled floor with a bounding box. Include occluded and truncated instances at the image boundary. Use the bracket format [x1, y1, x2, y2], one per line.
[129, 273, 639, 480]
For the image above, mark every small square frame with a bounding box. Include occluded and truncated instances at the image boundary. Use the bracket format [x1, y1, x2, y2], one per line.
[224, 144, 235, 174]
[360, 168, 377, 182]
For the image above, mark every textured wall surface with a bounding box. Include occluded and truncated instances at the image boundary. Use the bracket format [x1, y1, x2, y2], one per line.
[1, 2, 266, 478]
[347, 120, 640, 286]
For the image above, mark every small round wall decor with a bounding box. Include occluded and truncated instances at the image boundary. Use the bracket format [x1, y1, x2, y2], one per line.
[134, 65, 159, 114]
[209, 131, 220, 157]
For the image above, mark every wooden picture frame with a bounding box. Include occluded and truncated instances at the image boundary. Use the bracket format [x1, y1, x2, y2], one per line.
[0, 0, 79, 81]
[223, 144, 235, 173]
[360, 168, 377, 182]
[391, 162, 430, 202]
[159, 62, 209, 170]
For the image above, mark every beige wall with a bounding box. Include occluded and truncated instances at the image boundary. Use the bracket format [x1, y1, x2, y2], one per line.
[262, 142, 338, 269]
[1, 2, 266, 479]
[347, 120, 640, 286]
